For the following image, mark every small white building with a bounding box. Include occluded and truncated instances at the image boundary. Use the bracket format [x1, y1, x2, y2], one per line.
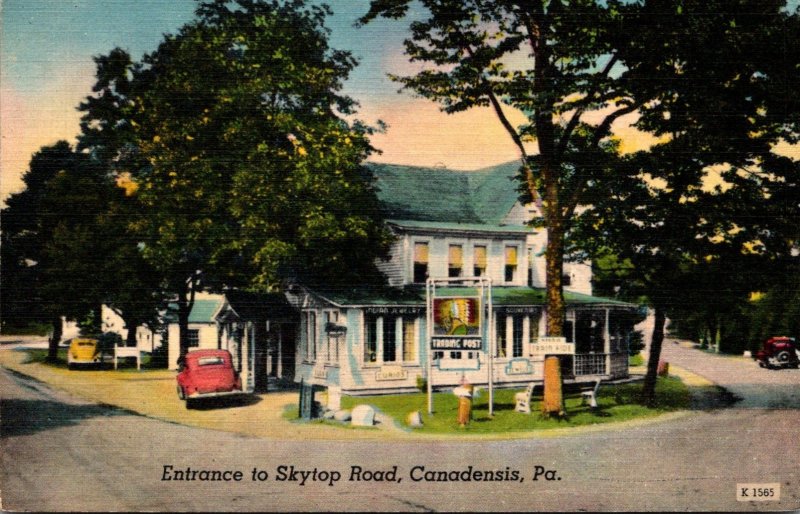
[61, 305, 164, 352]
[165, 294, 225, 370]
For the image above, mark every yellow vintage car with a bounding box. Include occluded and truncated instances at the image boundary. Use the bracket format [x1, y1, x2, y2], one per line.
[67, 338, 102, 369]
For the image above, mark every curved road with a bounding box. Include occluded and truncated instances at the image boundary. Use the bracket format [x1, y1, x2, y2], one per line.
[2, 342, 799, 511]
[661, 339, 800, 408]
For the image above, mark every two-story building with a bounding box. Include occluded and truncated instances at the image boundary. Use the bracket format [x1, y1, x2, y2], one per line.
[290, 162, 637, 395]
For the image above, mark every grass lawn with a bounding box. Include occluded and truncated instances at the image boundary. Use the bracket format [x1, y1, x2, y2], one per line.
[0, 323, 51, 336]
[337, 377, 689, 434]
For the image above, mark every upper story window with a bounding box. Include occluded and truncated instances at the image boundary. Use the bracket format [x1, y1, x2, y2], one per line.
[504, 245, 518, 283]
[448, 244, 463, 278]
[413, 242, 429, 283]
[473, 245, 487, 277]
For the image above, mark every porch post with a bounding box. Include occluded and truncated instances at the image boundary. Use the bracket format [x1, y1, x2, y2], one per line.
[604, 308, 611, 376]
[277, 325, 283, 378]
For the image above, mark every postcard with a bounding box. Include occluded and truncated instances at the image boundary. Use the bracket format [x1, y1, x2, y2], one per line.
[2, 0, 799, 511]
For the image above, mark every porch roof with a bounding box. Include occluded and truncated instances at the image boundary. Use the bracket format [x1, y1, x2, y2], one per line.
[164, 298, 224, 324]
[386, 219, 531, 235]
[312, 285, 635, 309]
[215, 290, 298, 322]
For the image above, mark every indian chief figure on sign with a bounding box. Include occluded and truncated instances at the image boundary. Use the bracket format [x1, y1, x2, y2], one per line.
[434, 298, 480, 336]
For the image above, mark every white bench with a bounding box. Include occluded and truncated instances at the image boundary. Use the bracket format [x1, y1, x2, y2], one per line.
[581, 378, 602, 408]
[114, 346, 141, 370]
[515, 383, 539, 414]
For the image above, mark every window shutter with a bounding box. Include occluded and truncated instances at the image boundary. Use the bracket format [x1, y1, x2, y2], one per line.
[505, 246, 518, 265]
[474, 246, 487, 268]
[449, 245, 463, 266]
[414, 242, 429, 263]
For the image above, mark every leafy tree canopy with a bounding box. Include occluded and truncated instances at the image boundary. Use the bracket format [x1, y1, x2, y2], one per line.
[77, 0, 393, 358]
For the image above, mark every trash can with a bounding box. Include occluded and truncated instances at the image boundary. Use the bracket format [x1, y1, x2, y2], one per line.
[453, 383, 474, 426]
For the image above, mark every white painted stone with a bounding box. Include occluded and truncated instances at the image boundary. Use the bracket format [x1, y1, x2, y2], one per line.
[351, 405, 375, 426]
[334, 409, 351, 422]
[406, 411, 423, 427]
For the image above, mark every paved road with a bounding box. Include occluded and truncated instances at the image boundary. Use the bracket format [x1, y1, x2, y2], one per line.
[2, 346, 799, 512]
[661, 340, 800, 408]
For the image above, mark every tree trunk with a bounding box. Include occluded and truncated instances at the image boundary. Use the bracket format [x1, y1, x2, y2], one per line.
[176, 278, 196, 366]
[540, 167, 567, 413]
[641, 307, 666, 406]
[47, 317, 62, 362]
[124, 316, 138, 347]
[538, 157, 566, 337]
[544, 221, 566, 336]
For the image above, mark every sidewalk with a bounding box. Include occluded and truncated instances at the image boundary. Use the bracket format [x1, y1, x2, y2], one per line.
[1, 348, 703, 441]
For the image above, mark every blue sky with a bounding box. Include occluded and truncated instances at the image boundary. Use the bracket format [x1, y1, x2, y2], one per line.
[1, 0, 527, 202]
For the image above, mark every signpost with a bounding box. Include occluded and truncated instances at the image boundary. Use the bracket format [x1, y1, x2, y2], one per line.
[530, 336, 573, 357]
[426, 277, 493, 416]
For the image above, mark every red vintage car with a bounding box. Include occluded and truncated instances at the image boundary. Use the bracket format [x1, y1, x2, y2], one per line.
[176, 349, 244, 408]
[754, 336, 799, 369]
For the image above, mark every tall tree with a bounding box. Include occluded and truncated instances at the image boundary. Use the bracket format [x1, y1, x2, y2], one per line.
[78, 0, 391, 362]
[1, 143, 111, 359]
[360, 0, 632, 337]
[2, 142, 77, 334]
[572, 2, 800, 403]
[597, 0, 800, 404]
[2, 144, 71, 349]
[362, 0, 800, 405]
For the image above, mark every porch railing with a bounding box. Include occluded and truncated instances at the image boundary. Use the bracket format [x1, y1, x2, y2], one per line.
[572, 353, 629, 379]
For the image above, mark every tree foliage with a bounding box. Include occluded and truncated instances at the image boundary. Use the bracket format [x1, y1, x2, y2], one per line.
[77, 0, 392, 360]
[570, 0, 800, 404]
[1, 141, 161, 357]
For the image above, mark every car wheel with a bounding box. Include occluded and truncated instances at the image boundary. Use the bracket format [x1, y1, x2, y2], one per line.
[185, 398, 195, 410]
[776, 351, 792, 364]
[758, 360, 766, 368]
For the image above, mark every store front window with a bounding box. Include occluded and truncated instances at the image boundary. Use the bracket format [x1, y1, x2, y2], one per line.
[364, 314, 419, 365]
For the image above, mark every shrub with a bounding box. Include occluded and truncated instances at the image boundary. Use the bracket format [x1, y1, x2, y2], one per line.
[628, 330, 645, 356]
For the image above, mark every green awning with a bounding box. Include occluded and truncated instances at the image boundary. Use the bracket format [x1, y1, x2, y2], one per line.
[312, 285, 635, 309]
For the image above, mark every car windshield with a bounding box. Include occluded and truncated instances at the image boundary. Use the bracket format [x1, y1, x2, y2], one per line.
[197, 356, 225, 366]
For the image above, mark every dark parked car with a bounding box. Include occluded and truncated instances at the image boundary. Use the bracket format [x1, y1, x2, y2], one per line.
[754, 336, 799, 369]
[176, 349, 244, 408]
